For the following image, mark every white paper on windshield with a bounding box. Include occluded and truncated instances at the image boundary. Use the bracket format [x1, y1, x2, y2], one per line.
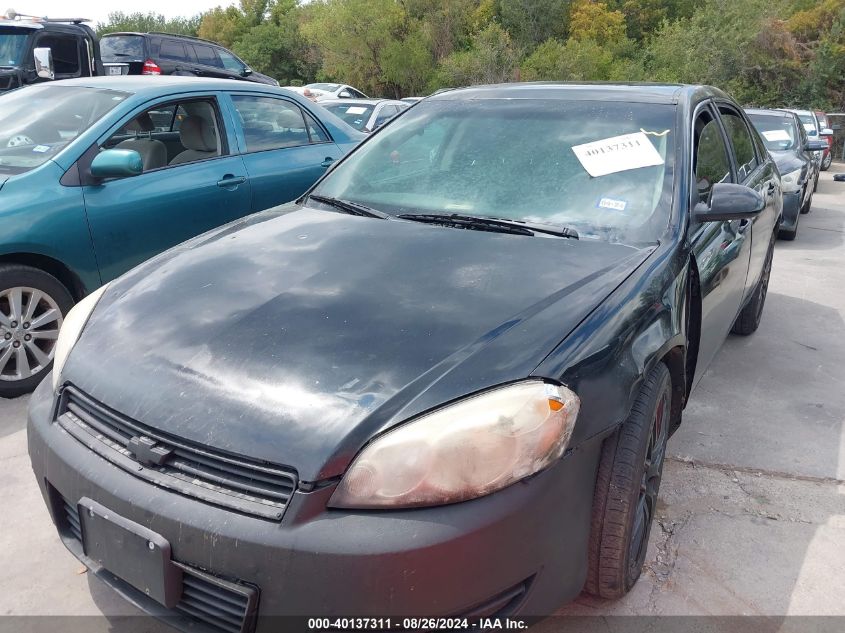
[803, 123, 816, 133]
[762, 129, 791, 142]
[346, 106, 367, 114]
[572, 132, 664, 178]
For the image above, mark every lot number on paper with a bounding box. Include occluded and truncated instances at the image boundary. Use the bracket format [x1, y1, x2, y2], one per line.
[346, 106, 367, 114]
[572, 132, 664, 178]
[762, 129, 791, 142]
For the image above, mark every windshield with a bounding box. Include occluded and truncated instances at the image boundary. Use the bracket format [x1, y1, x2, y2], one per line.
[0, 85, 130, 175]
[0, 30, 29, 66]
[321, 103, 375, 131]
[749, 114, 798, 151]
[307, 83, 341, 92]
[100, 35, 146, 61]
[311, 99, 676, 244]
[796, 113, 818, 135]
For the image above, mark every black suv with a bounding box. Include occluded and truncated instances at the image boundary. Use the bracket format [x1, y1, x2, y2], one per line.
[99, 32, 279, 86]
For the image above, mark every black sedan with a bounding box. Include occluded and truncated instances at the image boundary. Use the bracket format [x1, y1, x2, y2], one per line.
[28, 83, 780, 628]
[746, 108, 828, 240]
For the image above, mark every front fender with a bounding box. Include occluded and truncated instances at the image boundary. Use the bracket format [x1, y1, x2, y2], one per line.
[532, 240, 689, 447]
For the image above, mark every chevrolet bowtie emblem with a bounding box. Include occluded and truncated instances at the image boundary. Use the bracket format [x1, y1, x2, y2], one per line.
[128, 435, 173, 467]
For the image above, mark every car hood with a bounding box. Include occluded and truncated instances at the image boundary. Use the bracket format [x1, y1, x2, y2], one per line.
[65, 206, 653, 480]
[770, 150, 805, 175]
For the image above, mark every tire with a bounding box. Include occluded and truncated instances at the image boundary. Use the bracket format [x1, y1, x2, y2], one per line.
[800, 191, 812, 214]
[0, 265, 74, 398]
[778, 223, 797, 241]
[813, 172, 819, 192]
[822, 153, 832, 171]
[731, 238, 773, 336]
[585, 362, 672, 599]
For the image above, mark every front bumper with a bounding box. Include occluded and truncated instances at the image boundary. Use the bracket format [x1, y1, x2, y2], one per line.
[780, 190, 802, 231]
[27, 377, 601, 630]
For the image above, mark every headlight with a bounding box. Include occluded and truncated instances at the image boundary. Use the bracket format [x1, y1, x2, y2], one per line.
[781, 168, 804, 193]
[329, 380, 580, 509]
[52, 284, 109, 391]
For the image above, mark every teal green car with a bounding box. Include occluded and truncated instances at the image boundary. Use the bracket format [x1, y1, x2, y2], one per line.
[0, 76, 364, 396]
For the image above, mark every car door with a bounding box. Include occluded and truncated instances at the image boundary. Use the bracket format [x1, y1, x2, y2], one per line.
[226, 92, 343, 211]
[688, 102, 753, 386]
[156, 38, 193, 76]
[81, 93, 252, 282]
[192, 44, 226, 79]
[716, 102, 778, 300]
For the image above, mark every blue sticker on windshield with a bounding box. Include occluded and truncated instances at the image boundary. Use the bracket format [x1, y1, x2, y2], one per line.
[597, 197, 628, 211]
[32, 145, 51, 153]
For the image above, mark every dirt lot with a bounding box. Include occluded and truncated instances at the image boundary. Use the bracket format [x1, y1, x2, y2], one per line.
[1, 170, 844, 624]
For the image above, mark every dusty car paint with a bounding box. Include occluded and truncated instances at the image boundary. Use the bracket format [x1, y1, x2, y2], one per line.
[28, 83, 781, 624]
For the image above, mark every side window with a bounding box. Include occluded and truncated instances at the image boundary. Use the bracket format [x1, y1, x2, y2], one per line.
[719, 107, 758, 181]
[217, 49, 244, 73]
[231, 95, 312, 152]
[160, 40, 188, 62]
[693, 109, 733, 205]
[303, 111, 330, 143]
[194, 45, 222, 68]
[351, 89, 367, 99]
[103, 99, 225, 171]
[373, 105, 398, 129]
[38, 34, 80, 76]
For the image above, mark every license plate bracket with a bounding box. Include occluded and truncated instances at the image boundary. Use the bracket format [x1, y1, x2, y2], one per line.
[79, 497, 182, 608]
[107, 66, 123, 75]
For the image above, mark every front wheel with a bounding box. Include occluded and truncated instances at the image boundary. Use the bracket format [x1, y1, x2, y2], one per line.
[822, 153, 832, 171]
[585, 362, 672, 599]
[0, 265, 73, 398]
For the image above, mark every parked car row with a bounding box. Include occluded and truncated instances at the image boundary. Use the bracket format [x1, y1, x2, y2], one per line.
[14, 79, 785, 630]
[0, 76, 366, 395]
[745, 107, 831, 241]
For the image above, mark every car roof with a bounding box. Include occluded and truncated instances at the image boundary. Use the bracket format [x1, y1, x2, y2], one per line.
[40, 76, 289, 95]
[427, 82, 729, 105]
[781, 108, 815, 116]
[745, 108, 794, 118]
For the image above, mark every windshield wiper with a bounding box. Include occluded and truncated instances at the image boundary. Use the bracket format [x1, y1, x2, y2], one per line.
[307, 194, 391, 219]
[397, 213, 578, 239]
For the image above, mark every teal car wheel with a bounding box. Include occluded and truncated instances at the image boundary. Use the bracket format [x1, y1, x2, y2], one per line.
[0, 265, 72, 398]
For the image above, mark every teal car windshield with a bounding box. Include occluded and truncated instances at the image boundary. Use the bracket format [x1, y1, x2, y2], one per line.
[311, 99, 676, 243]
[0, 85, 130, 175]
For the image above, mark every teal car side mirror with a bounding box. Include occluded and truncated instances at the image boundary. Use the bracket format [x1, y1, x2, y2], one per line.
[90, 149, 143, 180]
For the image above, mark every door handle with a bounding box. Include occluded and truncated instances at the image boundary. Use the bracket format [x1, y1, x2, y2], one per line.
[217, 175, 246, 188]
[320, 157, 335, 169]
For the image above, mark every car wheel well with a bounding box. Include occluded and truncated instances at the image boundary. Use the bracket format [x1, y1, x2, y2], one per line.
[659, 346, 685, 433]
[0, 253, 86, 302]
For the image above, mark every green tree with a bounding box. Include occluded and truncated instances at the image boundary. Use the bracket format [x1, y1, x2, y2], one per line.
[96, 12, 201, 36]
[301, 0, 406, 95]
[496, 0, 571, 51]
[432, 23, 518, 88]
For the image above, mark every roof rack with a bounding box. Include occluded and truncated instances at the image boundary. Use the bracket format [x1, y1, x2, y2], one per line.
[147, 32, 212, 43]
[2, 10, 90, 24]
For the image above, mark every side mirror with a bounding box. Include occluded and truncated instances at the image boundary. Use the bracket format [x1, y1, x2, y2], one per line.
[694, 182, 765, 222]
[820, 128, 834, 137]
[805, 139, 828, 152]
[339, 91, 352, 98]
[241, 67, 252, 77]
[90, 149, 143, 180]
[33, 47, 54, 80]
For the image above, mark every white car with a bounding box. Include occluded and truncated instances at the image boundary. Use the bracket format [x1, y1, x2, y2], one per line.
[320, 99, 408, 133]
[304, 82, 368, 101]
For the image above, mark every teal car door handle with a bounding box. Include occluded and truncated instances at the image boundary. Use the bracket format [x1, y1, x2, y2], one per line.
[320, 157, 335, 169]
[217, 175, 246, 188]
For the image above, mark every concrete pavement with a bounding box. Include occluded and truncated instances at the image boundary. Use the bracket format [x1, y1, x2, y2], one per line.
[1, 170, 844, 622]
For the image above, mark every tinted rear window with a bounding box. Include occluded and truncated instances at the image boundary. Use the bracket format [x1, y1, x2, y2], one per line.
[100, 35, 146, 61]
